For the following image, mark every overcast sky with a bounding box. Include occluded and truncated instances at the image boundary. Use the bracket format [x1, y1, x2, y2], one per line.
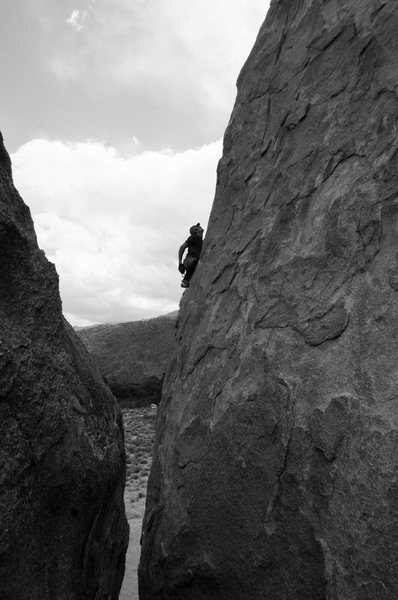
[2, 0, 270, 326]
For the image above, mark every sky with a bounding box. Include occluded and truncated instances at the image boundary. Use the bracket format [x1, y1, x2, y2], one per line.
[1, 0, 270, 326]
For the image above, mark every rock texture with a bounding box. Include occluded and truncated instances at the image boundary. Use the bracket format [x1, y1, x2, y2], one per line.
[77, 314, 177, 407]
[139, 1, 398, 598]
[0, 133, 128, 600]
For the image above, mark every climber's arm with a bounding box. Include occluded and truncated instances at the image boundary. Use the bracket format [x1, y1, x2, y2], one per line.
[178, 242, 188, 264]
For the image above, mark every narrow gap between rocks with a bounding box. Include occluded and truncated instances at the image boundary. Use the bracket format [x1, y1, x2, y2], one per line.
[119, 405, 157, 600]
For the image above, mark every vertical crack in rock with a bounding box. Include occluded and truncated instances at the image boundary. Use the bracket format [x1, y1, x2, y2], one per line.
[263, 378, 295, 534]
[140, 1, 398, 599]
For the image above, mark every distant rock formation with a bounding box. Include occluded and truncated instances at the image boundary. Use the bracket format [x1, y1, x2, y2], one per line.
[139, 1, 398, 598]
[77, 314, 177, 407]
[0, 132, 128, 600]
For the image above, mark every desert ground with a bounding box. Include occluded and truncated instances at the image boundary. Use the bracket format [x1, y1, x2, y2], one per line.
[119, 406, 157, 600]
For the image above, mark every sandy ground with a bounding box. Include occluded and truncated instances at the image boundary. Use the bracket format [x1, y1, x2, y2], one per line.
[119, 406, 157, 600]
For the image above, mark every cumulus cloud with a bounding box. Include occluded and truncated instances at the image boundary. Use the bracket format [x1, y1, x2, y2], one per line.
[11, 138, 221, 325]
[5, 1, 270, 327]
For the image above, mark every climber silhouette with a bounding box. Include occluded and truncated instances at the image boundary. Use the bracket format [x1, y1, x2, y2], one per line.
[178, 223, 204, 288]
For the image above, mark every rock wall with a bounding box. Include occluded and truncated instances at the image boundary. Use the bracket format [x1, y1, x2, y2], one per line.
[77, 314, 177, 407]
[0, 133, 129, 600]
[139, 1, 398, 598]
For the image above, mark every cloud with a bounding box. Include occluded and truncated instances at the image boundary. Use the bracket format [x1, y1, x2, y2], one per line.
[39, 0, 269, 149]
[11, 138, 221, 325]
[73, 0, 266, 96]
[66, 9, 87, 32]
[2, 1, 270, 152]
[4, 1, 271, 328]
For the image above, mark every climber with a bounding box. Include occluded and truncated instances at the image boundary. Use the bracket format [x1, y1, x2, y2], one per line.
[178, 223, 204, 288]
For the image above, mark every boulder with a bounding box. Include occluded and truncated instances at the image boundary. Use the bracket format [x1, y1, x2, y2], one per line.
[0, 132, 128, 600]
[77, 314, 177, 407]
[139, 1, 398, 598]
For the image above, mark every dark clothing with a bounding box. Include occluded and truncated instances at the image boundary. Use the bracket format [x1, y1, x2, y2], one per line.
[183, 256, 198, 280]
[179, 230, 203, 287]
[185, 234, 202, 260]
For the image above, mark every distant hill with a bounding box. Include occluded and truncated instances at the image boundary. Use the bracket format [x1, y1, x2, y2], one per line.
[76, 313, 177, 407]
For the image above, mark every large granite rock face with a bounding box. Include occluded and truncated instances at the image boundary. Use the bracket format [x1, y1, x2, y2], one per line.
[0, 133, 128, 599]
[139, 1, 398, 598]
[77, 314, 177, 407]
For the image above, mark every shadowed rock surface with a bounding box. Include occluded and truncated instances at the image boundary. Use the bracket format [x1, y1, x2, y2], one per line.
[0, 132, 129, 600]
[77, 315, 177, 407]
[139, 1, 398, 599]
